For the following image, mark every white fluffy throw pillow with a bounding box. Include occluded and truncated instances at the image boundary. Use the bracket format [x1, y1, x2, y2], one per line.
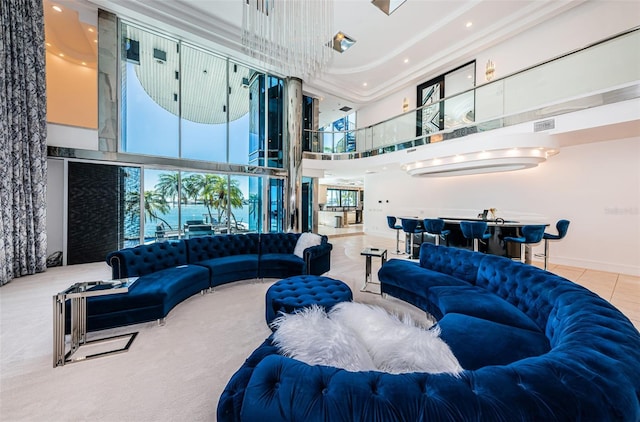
[293, 232, 323, 258]
[329, 302, 463, 375]
[271, 302, 463, 375]
[271, 305, 377, 372]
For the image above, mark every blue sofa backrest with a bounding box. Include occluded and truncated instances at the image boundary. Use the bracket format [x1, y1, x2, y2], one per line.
[107, 240, 188, 279]
[475, 254, 572, 331]
[186, 234, 260, 262]
[419, 243, 483, 284]
[259, 233, 300, 254]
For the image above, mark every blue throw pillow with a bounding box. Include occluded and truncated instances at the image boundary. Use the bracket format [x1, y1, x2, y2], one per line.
[437, 313, 550, 370]
[429, 285, 540, 331]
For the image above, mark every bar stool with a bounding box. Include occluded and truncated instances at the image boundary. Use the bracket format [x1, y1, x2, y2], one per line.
[504, 225, 546, 264]
[423, 218, 450, 246]
[460, 221, 491, 252]
[536, 219, 570, 270]
[386, 216, 404, 255]
[401, 218, 423, 259]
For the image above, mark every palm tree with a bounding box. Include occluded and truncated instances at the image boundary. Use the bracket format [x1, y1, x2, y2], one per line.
[124, 190, 174, 230]
[155, 172, 182, 205]
[182, 174, 202, 205]
[199, 175, 245, 230]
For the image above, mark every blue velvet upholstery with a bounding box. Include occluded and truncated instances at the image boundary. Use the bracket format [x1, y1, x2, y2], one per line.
[265, 275, 352, 326]
[218, 243, 640, 422]
[423, 218, 451, 245]
[437, 313, 550, 370]
[93, 233, 332, 333]
[504, 224, 546, 245]
[418, 243, 483, 283]
[544, 219, 570, 240]
[186, 234, 260, 286]
[386, 216, 402, 230]
[459, 220, 491, 240]
[428, 285, 540, 331]
[107, 240, 189, 279]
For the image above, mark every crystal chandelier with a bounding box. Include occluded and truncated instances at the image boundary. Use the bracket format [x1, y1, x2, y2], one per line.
[242, 0, 334, 79]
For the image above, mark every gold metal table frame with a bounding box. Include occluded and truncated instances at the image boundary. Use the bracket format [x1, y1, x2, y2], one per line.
[53, 278, 138, 367]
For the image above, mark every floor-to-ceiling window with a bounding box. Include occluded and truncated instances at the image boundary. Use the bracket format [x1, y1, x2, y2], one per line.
[117, 21, 286, 244]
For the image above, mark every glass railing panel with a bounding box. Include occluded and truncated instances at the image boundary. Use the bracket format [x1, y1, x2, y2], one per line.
[502, 30, 639, 117]
[303, 29, 639, 156]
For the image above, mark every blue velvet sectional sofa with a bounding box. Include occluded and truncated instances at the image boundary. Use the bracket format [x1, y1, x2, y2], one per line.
[74, 233, 331, 332]
[217, 243, 640, 421]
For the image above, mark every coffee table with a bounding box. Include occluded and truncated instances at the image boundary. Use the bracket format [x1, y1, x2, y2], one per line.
[360, 248, 387, 293]
[53, 278, 138, 367]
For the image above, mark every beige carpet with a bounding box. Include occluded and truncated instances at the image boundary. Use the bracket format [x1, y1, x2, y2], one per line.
[0, 235, 426, 421]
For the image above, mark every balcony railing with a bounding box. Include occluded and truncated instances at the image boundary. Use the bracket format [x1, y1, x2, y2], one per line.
[304, 27, 640, 159]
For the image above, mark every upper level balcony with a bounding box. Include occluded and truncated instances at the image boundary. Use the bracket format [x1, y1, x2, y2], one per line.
[303, 28, 639, 177]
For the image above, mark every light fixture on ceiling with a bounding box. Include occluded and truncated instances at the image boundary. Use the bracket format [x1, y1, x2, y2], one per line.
[242, 0, 334, 78]
[331, 31, 356, 53]
[371, 0, 406, 15]
[403, 147, 558, 177]
[52, 5, 62, 12]
[400, 134, 559, 177]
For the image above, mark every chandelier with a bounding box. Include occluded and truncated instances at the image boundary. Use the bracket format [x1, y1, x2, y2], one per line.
[242, 0, 334, 79]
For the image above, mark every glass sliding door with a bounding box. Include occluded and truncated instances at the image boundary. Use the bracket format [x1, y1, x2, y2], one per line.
[143, 169, 182, 242]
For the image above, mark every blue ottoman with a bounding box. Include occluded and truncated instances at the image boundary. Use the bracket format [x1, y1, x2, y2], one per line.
[265, 275, 353, 328]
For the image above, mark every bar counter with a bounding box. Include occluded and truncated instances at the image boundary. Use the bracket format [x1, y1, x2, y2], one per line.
[398, 216, 549, 260]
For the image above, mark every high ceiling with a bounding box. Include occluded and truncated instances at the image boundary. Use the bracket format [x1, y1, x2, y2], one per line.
[87, 0, 583, 126]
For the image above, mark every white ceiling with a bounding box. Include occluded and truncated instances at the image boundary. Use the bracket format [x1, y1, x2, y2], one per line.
[88, 0, 583, 127]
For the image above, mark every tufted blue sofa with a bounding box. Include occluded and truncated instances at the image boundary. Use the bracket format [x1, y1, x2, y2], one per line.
[217, 243, 640, 421]
[74, 233, 332, 333]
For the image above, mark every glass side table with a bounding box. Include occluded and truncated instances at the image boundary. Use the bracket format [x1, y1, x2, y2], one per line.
[53, 278, 138, 367]
[360, 248, 387, 294]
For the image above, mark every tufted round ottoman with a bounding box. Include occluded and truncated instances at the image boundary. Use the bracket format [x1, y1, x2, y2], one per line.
[265, 275, 352, 328]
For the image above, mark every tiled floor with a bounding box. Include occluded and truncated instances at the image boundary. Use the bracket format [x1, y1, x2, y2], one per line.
[325, 231, 640, 330]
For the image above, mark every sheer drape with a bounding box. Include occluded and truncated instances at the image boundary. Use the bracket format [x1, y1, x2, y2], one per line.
[0, 0, 48, 285]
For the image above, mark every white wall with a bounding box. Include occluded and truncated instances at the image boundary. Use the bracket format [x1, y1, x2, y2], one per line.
[364, 136, 640, 276]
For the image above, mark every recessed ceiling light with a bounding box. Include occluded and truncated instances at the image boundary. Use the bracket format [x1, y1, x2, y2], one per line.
[46, 42, 51, 47]
[404, 58, 409, 63]
[93, 39, 98, 43]
[467, 74, 472, 79]
[88, 28, 94, 33]
[81, 62, 87, 66]
[59, 53, 64, 57]
[466, 21, 473, 28]
[52, 5, 62, 12]
[363, 82, 368, 87]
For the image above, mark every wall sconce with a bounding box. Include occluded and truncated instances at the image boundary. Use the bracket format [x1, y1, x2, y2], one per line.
[485, 60, 495, 82]
[402, 97, 409, 112]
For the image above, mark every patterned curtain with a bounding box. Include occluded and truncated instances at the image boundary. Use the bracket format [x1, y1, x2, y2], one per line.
[0, 0, 48, 285]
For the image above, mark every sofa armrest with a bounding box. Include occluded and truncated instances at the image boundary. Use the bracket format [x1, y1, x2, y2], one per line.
[304, 243, 332, 275]
[106, 251, 125, 279]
